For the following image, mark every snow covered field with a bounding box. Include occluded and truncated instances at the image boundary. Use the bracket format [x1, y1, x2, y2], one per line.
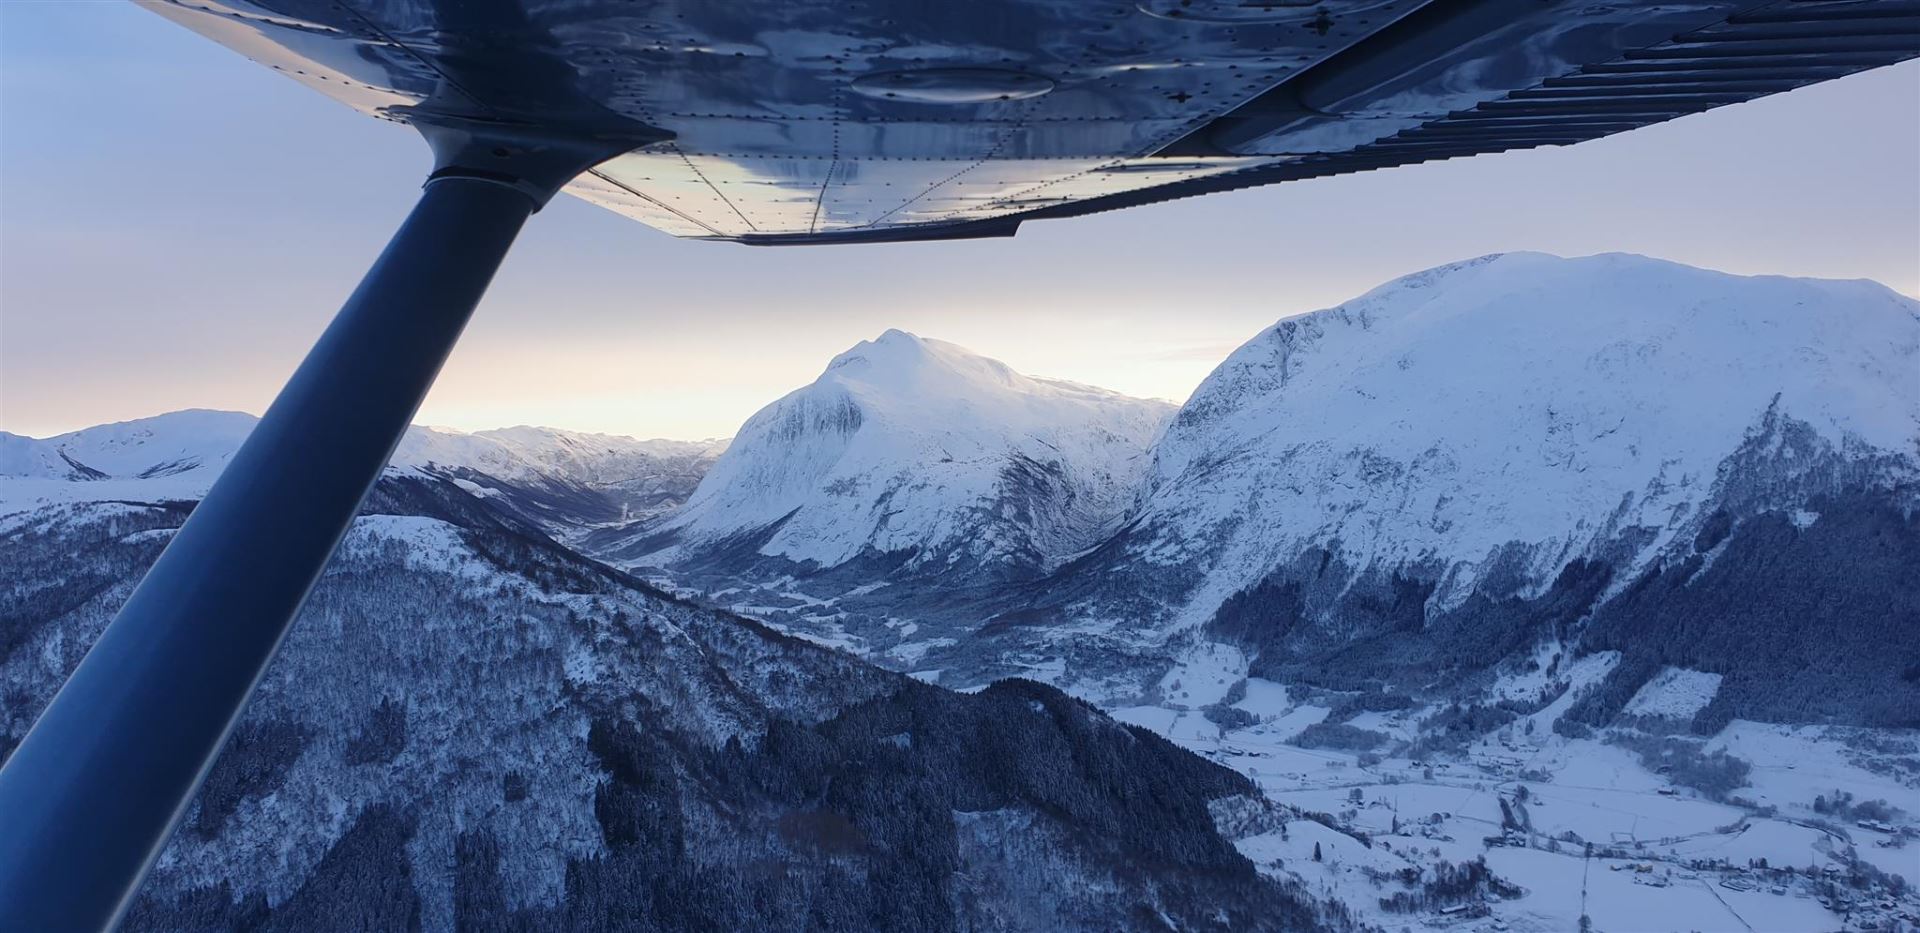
[1131, 677, 1920, 933]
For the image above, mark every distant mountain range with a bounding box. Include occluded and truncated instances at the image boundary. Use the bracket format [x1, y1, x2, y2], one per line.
[10, 252, 1915, 732]
[1, 412, 729, 529]
[7, 251, 1916, 930]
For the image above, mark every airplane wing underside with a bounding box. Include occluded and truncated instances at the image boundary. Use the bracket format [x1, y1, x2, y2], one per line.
[140, 0, 1919, 244]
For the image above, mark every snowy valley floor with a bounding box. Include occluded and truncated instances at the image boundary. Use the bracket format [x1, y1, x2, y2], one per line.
[1110, 668, 1920, 933]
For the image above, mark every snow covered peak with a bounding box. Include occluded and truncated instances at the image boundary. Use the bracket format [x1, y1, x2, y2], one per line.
[824, 329, 1040, 397]
[388, 424, 723, 484]
[1163, 251, 1916, 469]
[1, 411, 731, 520]
[818, 329, 1141, 430]
[0, 409, 258, 481]
[647, 331, 1175, 577]
[1134, 251, 1919, 625]
[827, 327, 934, 368]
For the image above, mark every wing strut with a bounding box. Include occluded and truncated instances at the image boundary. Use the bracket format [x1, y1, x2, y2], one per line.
[0, 124, 638, 931]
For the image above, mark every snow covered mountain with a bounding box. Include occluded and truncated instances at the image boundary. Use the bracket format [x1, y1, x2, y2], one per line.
[1, 411, 728, 529]
[1129, 251, 1915, 632]
[604, 330, 1173, 591]
[0, 408, 258, 482]
[398, 425, 725, 496]
[0, 468, 1334, 932]
[925, 252, 1919, 729]
[554, 257, 1917, 730]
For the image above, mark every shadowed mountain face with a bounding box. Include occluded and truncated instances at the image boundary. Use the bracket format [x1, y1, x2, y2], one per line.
[0, 475, 1339, 933]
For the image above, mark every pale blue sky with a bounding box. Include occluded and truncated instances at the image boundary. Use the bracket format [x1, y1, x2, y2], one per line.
[3, 2, 1916, 439]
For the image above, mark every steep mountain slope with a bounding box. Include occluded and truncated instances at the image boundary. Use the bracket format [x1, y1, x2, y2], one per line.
[604, 330, 1173, 591]
[1134, 252, 1914, 627]
[893, 254, 1919, 730]
[0, 411, 728, 528]
[0, 473, 1337, 932]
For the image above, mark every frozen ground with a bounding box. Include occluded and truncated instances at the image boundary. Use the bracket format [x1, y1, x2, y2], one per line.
[1146, 677, 1920, 932]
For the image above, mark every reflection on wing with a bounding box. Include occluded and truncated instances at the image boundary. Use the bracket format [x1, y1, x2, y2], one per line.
[138, 0, 1919, 244]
